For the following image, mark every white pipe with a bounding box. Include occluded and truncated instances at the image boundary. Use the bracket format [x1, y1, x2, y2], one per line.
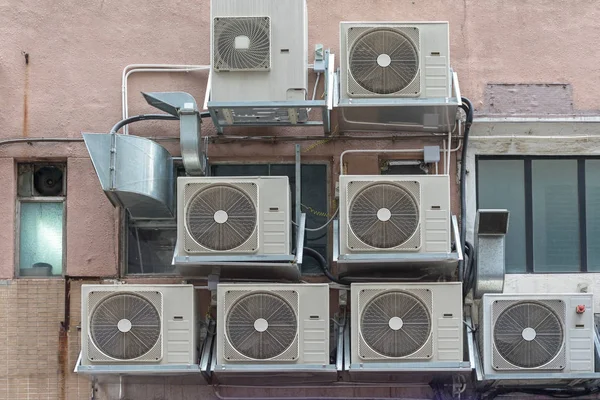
[475, 116, 600, 123]
[446, 129, 451, 174]
[121, 64, 210, 134]
[339, 149, 425, 175]
[471, 134, 598, 140]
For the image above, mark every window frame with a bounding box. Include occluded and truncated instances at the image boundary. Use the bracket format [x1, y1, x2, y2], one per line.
[476, 155, 600, 274]
[122, 160, 332, 276]
[15, 162, 67, 278]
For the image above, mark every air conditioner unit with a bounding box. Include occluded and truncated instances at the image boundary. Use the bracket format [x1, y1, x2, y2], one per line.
[81, 284, 195, 365]
[340, 22, 450, 100]
[217, 283, 330, 365]
[176, 176, 291, 257]
[351, 282, 463, 363]
[339, 174, 450, 255]
[210, 0, 308, 103]
[482, 293, 595, 375]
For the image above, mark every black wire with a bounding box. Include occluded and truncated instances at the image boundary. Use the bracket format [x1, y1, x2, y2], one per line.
[482, 387, 599, 400]
[458, 97, 473, 297]
[109, 111, 211, 134]
[303, 247, 347, 285]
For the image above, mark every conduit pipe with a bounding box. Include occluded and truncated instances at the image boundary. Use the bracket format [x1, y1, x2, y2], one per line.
[121, 64, 210, 134]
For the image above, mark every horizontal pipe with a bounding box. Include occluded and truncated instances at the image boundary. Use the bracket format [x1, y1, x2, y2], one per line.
[471, 134, 598, 140]
[475, 116, 600, 123]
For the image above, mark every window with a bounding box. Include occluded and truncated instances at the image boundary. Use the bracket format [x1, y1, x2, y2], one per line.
[16, 163, 66, 277]
[125, 163, 330, 275]
[477, 156, 600, 273]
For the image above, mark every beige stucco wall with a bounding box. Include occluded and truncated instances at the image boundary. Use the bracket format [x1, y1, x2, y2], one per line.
[2, 0, 600, 399]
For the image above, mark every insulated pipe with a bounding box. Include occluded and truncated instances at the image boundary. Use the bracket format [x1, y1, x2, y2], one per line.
[109, 114, 178, 134]
[121, 64, 210, 134]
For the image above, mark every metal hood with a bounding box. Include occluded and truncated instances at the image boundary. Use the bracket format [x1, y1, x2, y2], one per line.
[83, 132, 174, 219]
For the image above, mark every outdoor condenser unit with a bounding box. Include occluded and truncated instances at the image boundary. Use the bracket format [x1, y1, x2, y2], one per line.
[482, 293, 595, 375]
[81, 284, 196, 365]
[210, 0, 308, 103]
[339, 174, 451, 256]
[176, 176, 291, 257]
[217, 283, 330, 365]
[351, 282, 463, 363]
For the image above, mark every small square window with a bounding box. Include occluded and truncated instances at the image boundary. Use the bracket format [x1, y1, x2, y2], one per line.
[16, 163, 66, 277]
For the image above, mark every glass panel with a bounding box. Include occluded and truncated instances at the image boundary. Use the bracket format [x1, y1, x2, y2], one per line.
[477, 159, 526, 273]
[19, 202, 63, 276]
[586, 160, 600, 271]
[127, 222, 177, 274]
[532, 159, 580, 272]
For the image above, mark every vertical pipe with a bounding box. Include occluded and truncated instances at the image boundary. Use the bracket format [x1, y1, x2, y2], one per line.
[295, 144, 301, 227]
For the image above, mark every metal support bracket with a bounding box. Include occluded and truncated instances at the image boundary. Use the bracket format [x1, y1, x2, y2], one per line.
[207, 50, 333, 135]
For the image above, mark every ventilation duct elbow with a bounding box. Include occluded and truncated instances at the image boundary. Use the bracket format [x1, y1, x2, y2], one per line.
[83, 132, 175, 219]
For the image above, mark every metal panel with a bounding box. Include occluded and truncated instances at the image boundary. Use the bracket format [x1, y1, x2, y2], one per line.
[207, 50, 333, 134]
[334, 68, 460, 133]
[83, 133, 174, 219]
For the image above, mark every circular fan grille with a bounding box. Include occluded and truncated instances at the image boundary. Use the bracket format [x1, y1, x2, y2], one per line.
[186, 184, 257, 251]
[90, 293, 161, 360]
[349, 183, 419, 248]
[494, 302, 564, 368]
[349, 28, 419, 94]
[361, 291, 431, 357]
[214, 17, 270, 70]
[226, 292, 297, 360]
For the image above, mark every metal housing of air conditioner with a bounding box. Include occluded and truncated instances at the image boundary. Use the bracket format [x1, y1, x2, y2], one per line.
[480, 293, 595, 380]
[173, 176, 303, 280]
[335, 174, 459, 279]
[345, 283, 473, 383]
[212, 283, 336, 384]
[335, 21, 460, 133]
[79, 284, 196, 368]
[351, 282, 464, 364]
[207, 0, 332, 134]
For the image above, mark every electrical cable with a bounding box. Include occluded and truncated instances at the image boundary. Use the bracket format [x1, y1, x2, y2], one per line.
[293, 208, 339, 231]
[458, 97, 473, 297]
[302, 247, 348, 285]
[110, 112, 211, 134]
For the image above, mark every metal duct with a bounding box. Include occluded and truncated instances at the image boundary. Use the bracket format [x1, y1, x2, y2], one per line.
[473, 209, 510, 298]
[83, 133, 174, 219]
[142, 91, 207, 176]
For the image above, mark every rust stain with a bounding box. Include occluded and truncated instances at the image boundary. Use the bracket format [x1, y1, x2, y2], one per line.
[22, 54, 29, 137]
[58, 279, 70, 400]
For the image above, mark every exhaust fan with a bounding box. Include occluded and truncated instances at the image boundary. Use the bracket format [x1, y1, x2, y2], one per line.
[176, 176, 291, 256]
[217, 283, 329, 365]
[339, 175, 450, 255]
[351, 282, 463, 363]
[81, 284, 195, 365]
[482, 293, 594, 375]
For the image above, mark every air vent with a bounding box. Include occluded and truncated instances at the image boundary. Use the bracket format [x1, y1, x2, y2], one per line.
[213, 16, 271, 71]
[348, 28, 419, 95]
[186, 184, 257, 251]
[226, 292, 297, 360]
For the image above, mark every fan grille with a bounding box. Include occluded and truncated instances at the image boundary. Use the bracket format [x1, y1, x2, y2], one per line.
[213, 16, 270, 71]
[493, 301, 564, 369]
[89, 293, 161, 360]
[348, 28, 419, 95]
[349, 182, 419, 249]
[186, 184, 257, 251]
[226, 292, 297, 360]
[360, 291, 431, 358]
